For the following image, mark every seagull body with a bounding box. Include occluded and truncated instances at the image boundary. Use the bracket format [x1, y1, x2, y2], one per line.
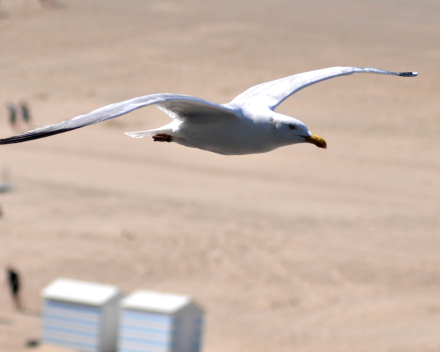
[0, 67, 417, 155]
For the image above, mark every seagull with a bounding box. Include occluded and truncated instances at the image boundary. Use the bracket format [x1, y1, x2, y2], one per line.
[0, 67, 417, 155]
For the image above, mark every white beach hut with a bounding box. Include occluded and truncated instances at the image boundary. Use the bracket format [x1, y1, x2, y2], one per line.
[119, 290, 204, 352]
[41, 278, 123, 352]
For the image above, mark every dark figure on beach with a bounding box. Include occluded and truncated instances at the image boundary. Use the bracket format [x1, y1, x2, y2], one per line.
[20, 101, 32, 129]
[7, 104, 17, 131]
[6, 266, 22, 311]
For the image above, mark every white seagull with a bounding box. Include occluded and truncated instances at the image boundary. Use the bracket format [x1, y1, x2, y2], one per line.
[0, 67, 417, 155]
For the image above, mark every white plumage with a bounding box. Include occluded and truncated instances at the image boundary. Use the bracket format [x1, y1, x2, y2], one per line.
[0, 67, 417, 155]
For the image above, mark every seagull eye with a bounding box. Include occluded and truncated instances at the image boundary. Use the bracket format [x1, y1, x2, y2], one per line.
[288, 124, 296, 130]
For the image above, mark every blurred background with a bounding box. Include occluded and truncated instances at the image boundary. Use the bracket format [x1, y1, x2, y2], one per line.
[0, 0, 439, 351]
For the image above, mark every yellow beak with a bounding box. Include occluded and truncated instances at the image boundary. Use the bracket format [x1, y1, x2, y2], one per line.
[303, 134, 327, 149]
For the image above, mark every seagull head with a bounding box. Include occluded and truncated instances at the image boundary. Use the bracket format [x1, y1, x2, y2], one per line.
[272, 113, 327, 149]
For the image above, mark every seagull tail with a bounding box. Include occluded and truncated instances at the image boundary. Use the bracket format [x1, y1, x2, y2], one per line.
[125, 130, 157, 139]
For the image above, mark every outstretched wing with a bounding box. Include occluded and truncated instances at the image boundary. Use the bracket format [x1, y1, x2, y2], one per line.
[229, 67, 418, 111]
[0, 93, 239, 145]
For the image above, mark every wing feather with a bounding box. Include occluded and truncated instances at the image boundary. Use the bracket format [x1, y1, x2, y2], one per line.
[229, 67, 417, 110]
[0, 93, 238, 144]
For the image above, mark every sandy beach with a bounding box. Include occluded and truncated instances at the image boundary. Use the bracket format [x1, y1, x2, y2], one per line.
[0, 0, 439, 351]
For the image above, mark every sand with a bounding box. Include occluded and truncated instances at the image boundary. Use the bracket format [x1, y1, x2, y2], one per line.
[0, 0, 439, 351]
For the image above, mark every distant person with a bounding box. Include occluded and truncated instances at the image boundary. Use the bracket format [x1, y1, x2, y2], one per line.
[6, 266, 22, 311]
[20, 101, 32, 129]
[7, 103, 18, 131]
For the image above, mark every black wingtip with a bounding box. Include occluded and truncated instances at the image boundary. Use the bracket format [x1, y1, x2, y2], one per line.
[0, 128, 74, 145]
[398, 71, 418, 77]
[0, 136, 27, 145]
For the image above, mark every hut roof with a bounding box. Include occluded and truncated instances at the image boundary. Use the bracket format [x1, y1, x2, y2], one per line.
[42, 278, 120, 306]
[122, 290, 193, 314]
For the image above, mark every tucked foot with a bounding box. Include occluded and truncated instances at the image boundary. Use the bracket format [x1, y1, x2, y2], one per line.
[153, 134, 173, 142]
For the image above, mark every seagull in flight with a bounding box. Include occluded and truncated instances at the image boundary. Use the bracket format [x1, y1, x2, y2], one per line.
[0, 67, 417, 155]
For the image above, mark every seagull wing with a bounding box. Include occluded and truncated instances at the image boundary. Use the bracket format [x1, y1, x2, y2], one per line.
[229, 67, 417, 111]
[155, 99, 239, 121]
[0, 93, 239, 145]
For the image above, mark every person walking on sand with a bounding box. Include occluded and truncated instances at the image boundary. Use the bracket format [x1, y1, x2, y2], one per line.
[6, 266, 22, 311]
[20, 101, 32, 129]
[7, 103, 18, 132]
